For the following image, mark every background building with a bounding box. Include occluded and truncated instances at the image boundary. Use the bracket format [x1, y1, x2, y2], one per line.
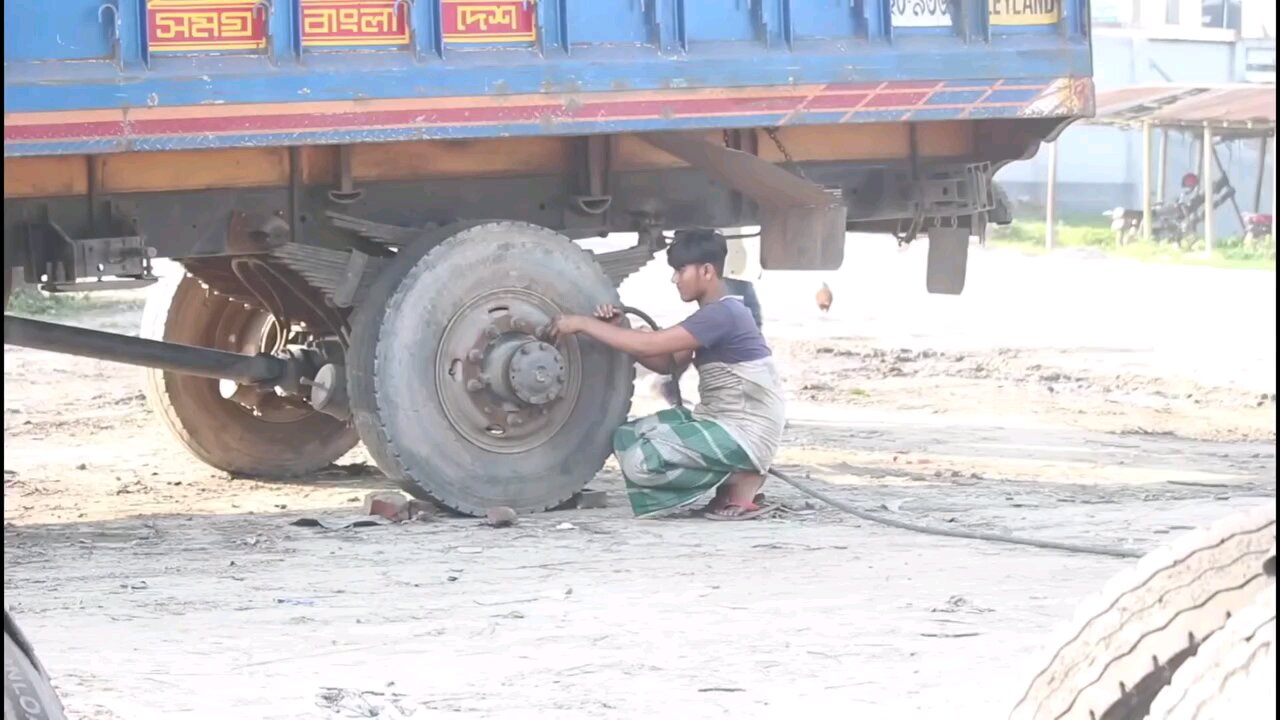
[996, 0, 1275, 231]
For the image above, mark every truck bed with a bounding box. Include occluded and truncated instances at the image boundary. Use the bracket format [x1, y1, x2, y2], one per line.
[4, 0, 1093, 157]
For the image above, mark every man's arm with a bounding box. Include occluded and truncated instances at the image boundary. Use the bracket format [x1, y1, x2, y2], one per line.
[567, 318, 701, 358]
[634, 349, 694, 375]
[562, 305, 697, 374]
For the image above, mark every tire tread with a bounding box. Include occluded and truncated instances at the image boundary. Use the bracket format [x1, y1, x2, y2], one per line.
[1009, 504, 1276, 720]
[1148, 583, 1276, 720]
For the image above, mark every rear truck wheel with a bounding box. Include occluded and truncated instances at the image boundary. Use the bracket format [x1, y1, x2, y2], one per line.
[141, 274, 359, 477]
[1009, 503, 1276, 720]
[1147, 581, 1276, 720]
[347, 222, 635, 516]
[4, 610, 66, 720]
[926, 226, 969, 295]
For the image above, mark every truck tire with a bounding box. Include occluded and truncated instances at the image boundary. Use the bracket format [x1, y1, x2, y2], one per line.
[990, 182, 1014, 226]
[1147, 582, 1275, 720]
[4, 611, 66, 720]
[141, 274, 358, 477]
[1009, 503, 1276, 720]
[348, 222, 634, 515]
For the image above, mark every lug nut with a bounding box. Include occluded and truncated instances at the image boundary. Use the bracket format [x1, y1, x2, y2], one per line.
[467, 349, 483, 363]
[466, 378, 485, 392]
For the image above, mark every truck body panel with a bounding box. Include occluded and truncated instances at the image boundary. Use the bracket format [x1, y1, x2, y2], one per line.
[4, 0, 1092, 157]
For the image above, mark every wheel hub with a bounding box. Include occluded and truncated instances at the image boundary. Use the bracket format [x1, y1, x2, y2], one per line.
[506, 341, 565, 405]
[436, 289, 581, 453]
[212, 304, 316, 422]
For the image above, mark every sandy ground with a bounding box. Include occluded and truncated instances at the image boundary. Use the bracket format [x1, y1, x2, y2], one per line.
[4, 237, 1276, 720]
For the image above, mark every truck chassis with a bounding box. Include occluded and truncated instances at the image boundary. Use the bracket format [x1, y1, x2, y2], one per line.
[4, 119, 1058, 512]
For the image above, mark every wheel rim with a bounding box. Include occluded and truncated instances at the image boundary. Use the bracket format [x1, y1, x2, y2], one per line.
[435, 288, 582, 454]
[210, 300, 316, 425]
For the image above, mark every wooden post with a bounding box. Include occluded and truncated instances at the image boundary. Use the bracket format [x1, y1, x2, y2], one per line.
[1254, 136, 1270, 212]
[1158, 129, 1171, 203]
[1142, 121, 1153, 244]
[1045, 140, 1058, 249]
[1202, 124, 1215, 254]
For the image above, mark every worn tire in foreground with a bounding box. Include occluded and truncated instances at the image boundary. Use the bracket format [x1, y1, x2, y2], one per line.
[4, 610, 65, 720]
[348, 222, 635, 515]
[142, 274, 359, 477]
[1147, 580, 1275, 720]
[1009, 503, 1276, 720]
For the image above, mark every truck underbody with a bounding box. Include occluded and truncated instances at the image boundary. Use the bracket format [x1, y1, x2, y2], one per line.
[3, 118, 1056, 511]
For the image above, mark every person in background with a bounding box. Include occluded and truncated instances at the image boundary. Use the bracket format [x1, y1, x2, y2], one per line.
[722, 230, 763, 329]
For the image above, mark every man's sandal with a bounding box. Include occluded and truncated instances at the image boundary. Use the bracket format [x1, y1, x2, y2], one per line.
[703, 501, 781, 521]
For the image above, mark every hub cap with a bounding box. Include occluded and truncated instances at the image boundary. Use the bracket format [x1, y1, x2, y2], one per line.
[506, 341, 565, 406]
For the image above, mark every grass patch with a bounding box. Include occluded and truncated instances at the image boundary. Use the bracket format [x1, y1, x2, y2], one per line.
[6, 286, 142, 318]
[990, 220, 1276, 271]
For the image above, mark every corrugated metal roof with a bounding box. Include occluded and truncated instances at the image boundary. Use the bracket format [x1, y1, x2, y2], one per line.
[1089, 84, 1275, 135]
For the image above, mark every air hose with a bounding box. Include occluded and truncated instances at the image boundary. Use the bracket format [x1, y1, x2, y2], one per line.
[617, 305, 1143, 560]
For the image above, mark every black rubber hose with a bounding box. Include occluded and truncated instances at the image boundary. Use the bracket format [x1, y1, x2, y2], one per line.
[618, 305, 664, 338]
[618, 304, 1144, 560]
[766, 467, 1142, 559]
[620, 305, 682, 407]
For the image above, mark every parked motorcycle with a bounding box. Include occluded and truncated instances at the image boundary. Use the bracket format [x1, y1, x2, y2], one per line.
[1244, 212, 1273, 249]
[1104, 173, 1232, 248]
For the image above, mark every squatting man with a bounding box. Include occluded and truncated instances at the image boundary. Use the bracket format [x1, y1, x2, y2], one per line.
[551, 229, 785, 520]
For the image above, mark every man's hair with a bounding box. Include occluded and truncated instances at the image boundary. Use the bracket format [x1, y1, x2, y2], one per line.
[666, 228, 727, 277]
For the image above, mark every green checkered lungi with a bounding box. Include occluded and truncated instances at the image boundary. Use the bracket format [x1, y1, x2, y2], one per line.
[612, 406, 758, 517]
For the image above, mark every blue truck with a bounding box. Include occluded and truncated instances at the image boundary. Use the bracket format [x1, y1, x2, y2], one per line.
[3, 0, 1093, 514]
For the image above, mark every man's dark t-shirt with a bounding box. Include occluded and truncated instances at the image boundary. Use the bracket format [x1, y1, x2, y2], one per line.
[679, 297, 771, 367]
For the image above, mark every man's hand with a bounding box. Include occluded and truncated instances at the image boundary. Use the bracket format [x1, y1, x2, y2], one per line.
[550, 314, 586, 340]
[593, 304, 626, 324]
[551, 305, 626, 341]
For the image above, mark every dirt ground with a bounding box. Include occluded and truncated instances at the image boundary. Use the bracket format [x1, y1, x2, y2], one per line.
[4, 238, 1276, 719]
